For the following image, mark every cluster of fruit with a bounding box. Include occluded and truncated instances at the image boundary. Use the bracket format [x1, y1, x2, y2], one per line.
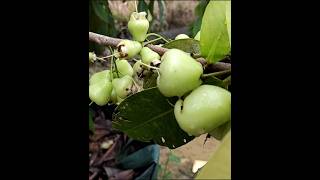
[89, 11, 230, 137]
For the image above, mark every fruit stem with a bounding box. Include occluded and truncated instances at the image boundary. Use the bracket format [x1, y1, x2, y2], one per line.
[135, 1, 138, 13]
[132, 58, 160, 70]
[146, 33, 169, 43]
[143, 37, 162, 46]
[202, 69, 231, 78]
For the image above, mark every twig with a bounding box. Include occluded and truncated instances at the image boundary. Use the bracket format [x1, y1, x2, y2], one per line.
[89, 32, 231, 69]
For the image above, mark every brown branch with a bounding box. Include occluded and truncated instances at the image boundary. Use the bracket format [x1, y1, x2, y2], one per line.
[89, 32, 230, 71]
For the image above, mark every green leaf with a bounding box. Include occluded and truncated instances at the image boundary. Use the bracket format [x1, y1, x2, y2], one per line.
[200, 0, 230, 64]
[162, 39, 200, 55]
[89, 0, 116, 53]
[112, 88, 194, 149]
[143, 72, 158, 89]
[138, 0, 148, 13]
[202, 76, 228, 89]
[209, 121, 230, 140]
[89, 109, 94, 132]
[157, 0, 166, 26]
[226, 1, 231, 46]
[91, 0, 113, 24]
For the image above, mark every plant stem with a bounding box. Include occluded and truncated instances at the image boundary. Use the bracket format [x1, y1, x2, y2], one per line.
[202, 69, 231, 78]
[132, 58, 160, 70]
[89, 101, 93, 106]
[143, 37, 162, 46]
[135, 1, 138, 13]
[146, 33, 169, 43]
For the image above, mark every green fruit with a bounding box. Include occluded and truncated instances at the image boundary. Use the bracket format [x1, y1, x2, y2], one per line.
[140, 47, 160, 65]
[89, 70, 111, 85]
[157, 49, 203, 97]
[111, 88, 118, 104]
[114, 59, 133, 77]
[112, 75, 133, 99]
[89, 52, 96, 63]
[117, 40, 142, 59]
[89, 80, 113, 106]
[174, 85, 231, 136]
[133, 60, 145, 76]
[128, 12, 149, 42]
[175, 34, 190, 40]
[194, 31, 200, 41]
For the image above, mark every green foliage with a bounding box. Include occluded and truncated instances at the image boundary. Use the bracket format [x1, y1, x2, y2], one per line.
[112, 88, 194, 149]
[200, 0, 231, 63]
[162, 39, 200, 55]
[89, 0, 117, 53]
[189, 0, 209, 37]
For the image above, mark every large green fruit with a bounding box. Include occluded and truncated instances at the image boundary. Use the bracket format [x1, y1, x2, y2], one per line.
[128, 12, 149, 42]
[140, 47, 160, 65]
[157, 49, 203, 97]
[112, 75, 133, 99]
[89, 80, 113, 106]
[174, 85, 231, 136]
[117, 40, 142, 59]
[114, 59, 133, 78]
[89, 70, 111, 85]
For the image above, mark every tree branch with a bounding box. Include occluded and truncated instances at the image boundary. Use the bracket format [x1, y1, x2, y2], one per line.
[89, 32, 230, 71]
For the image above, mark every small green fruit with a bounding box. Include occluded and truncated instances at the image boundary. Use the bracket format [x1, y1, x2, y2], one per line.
[157, 49, 203, 97]
[112, 75, 133, 99]
[117, 40, 142, 59]
[194, 31, 200, 41]
[110, 88, 118, 104]
[89, 52, 96, 63]
[133, 60, 145, 76]
[175, 34, 190, 40]
[174, 85, 231, 136]
[114, 59, 133, 77]
[89, 80, 113, 106]
[128, 12, 149, 42]
[140, 47, 160, 65]
[89, 70, 111, 85]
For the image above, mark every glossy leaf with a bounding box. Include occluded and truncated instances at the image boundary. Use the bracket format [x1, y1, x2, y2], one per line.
[200, 0, 230, 64]
[162, 39, 200, 55]
[112, 88, 194, 149]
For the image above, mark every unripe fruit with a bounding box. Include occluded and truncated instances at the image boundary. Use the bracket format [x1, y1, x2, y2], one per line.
[89, 70, 111, 85]
[175, 34, 190, 40]
[112, 75, 133, 99]
[133, 60, 145, 76]
[110, 88, 118, 104]
[194, 31, 200, 41]
[89, 52, 96, 63]
[174, 85, 231, 136]
[140, 47, 160, 65]
[117, 40, 142, 59]
[114, 59, 133, 77]
[89, 80, 113, 106]
[157, 49, 203, 97]
[128, 12, 149, 42]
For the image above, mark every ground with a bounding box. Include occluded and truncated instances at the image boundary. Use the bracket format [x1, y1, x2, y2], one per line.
[157, 135, 221, 179]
